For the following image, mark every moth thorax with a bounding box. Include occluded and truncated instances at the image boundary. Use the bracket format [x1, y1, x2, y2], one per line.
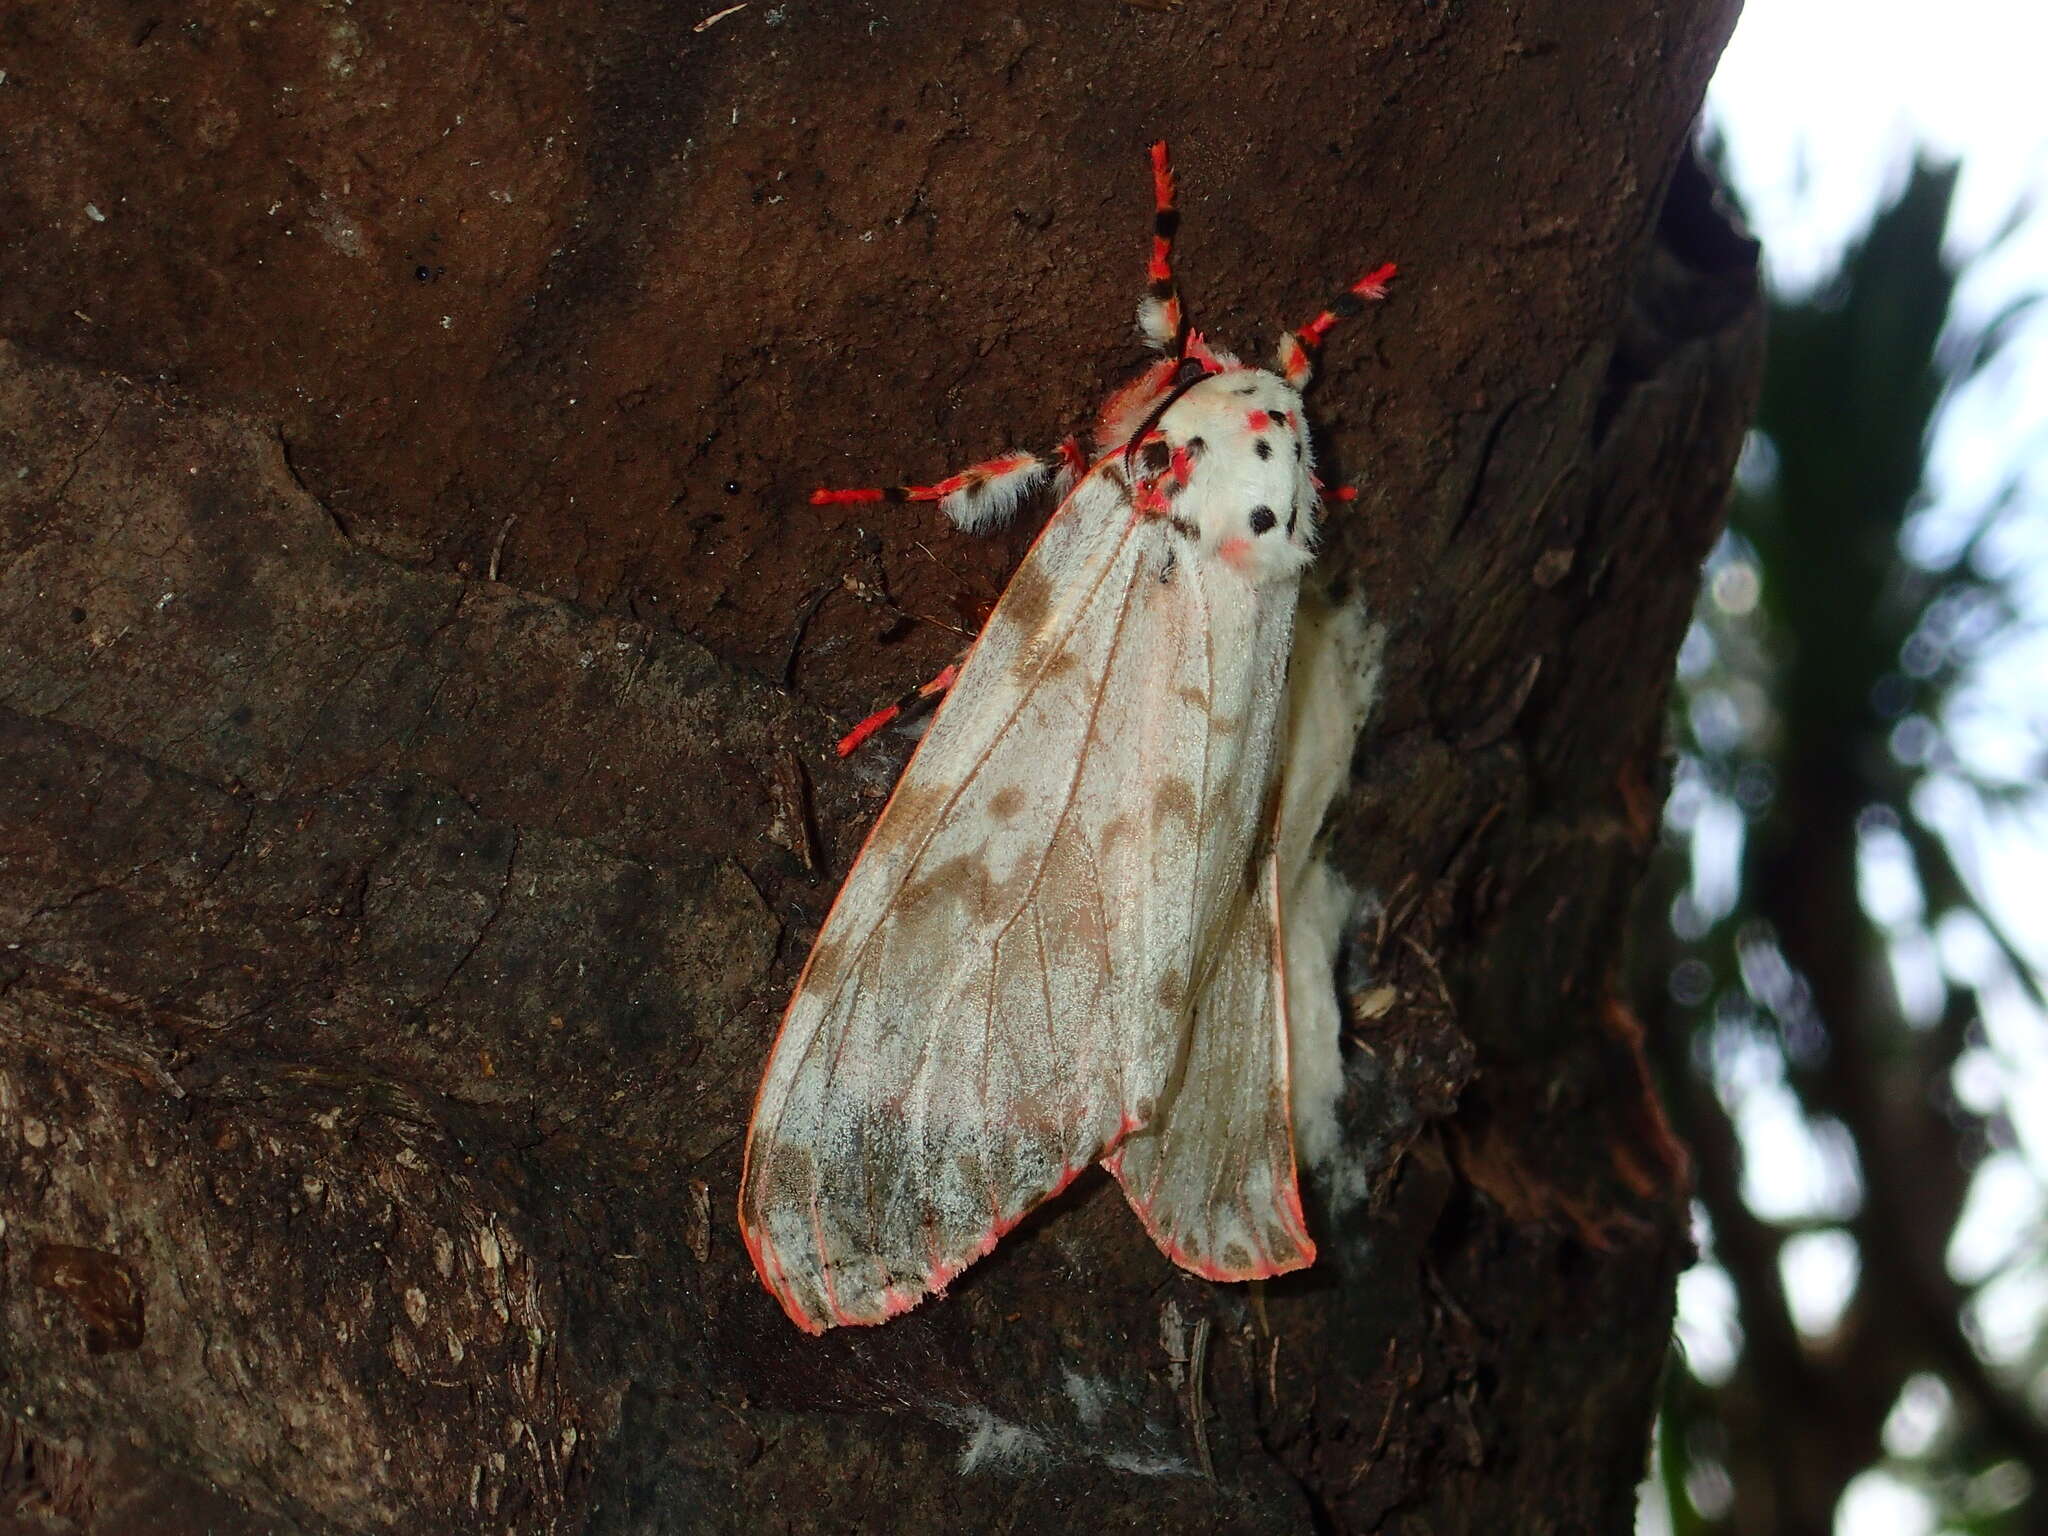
[1151, 370, 1317, 583]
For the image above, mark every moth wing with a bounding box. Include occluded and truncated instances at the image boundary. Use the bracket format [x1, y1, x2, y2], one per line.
[741, 464, 1275, 1333]
[1106, 844, 1316, 1279]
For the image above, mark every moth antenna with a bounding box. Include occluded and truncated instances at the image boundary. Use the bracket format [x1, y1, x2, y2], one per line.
[1136, 140, 1185, 353]
[1276, 261, 1397, 388]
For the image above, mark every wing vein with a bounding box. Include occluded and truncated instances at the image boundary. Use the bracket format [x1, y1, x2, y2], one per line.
[929, 559, 1147, 1151]
[1031, 910, 1063, 1166]
[1073, 816, 1126, 1125]
[887, 553, 1144, 1128]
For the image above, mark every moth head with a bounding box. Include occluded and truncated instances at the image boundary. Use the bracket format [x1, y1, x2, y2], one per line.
[1139, 366, 1319, 584]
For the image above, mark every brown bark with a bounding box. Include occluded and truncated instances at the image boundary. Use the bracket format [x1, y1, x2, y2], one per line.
[0, 3, 1758, 1531]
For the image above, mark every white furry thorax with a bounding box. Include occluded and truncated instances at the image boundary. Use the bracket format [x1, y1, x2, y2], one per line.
[1125, 367, 1319, 586]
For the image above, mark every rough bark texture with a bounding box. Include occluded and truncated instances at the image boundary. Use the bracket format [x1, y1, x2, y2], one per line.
[0, 3, 1759, 1532]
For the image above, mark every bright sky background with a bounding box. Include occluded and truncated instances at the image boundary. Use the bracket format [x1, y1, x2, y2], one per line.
[1643, 2, 2048, 1533]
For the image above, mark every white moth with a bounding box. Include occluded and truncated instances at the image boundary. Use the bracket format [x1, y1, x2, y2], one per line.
[741, 142, 1394, 1333]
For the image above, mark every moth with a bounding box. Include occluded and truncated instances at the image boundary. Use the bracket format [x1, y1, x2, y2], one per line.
[741, 142, 1394, 1333]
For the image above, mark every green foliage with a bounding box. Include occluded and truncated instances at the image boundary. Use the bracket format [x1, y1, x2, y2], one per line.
[1653, 162, 2048, 1533]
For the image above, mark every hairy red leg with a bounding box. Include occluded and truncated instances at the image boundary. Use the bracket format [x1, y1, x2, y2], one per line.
[1052, 434, 1087, 495]
[1137, 140, 1184, 352]
[810, 449, 1045, 509]
[1276, 261, 1398, 388]
[811, 447, 1064, 534]
[835, 661, 963, 757]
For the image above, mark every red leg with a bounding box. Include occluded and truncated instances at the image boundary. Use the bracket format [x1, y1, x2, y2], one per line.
[1276, 261, 1397, 388]
[1137, 141, 1184, 352]
[812, 449, 1053, 534]
[1312, 474, 1359, 504]
[1052, 435, 1087, 496]
[836, 661, 962, 757]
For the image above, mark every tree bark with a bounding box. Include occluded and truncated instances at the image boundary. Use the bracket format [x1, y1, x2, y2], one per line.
[0, 3, 1758, 1531]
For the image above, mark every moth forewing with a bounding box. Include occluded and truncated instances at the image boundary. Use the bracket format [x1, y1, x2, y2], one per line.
[741, 467, 1215, 1331]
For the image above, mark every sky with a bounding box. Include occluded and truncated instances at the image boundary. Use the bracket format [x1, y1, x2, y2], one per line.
[1646, 1, 2048, 1532]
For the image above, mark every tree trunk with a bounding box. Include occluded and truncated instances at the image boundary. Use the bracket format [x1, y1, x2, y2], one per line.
[0, 3, 1759, 1531]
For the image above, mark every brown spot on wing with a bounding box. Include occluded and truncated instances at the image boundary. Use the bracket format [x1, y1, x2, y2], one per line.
[896, 852, 1031, 932]
[1043, 826, 1113, 962]
[753, 1140, 818, 1208]
[895, 855, 980, 928]
[988, 786, 1027, 821]
[1038, 649, 1081, 680]
[881, 781, 952, 843]
[1057, 904, 1111, 976]
[991, 554, 1055, 640]
[1208, 768, 1246, 833]
[1099, 816, 1135, 857]
[1155, 967, 1187, 1012]
[1153, 777, 1198, 834]
[802, 932, 848, 995]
